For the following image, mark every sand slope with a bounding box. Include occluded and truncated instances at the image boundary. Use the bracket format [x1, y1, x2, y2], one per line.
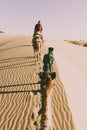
[0, 34, 75, 130]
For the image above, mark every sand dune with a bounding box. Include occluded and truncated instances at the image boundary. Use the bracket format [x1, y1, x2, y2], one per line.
[0, 34, 75, 130]
[45, 38, 87, 130]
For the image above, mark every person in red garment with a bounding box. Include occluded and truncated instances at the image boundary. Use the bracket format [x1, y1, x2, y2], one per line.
[34, 21, 43, 34]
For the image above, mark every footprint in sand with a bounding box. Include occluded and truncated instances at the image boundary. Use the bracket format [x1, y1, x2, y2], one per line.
[31, 105, 41, 129]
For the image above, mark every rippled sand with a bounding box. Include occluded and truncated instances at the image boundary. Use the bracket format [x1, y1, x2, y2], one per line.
[0, 34, 76, 130]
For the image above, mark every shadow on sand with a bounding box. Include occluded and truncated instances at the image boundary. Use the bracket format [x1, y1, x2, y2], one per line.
[0, 44, 32, 52]
[0, 56, 37, 71]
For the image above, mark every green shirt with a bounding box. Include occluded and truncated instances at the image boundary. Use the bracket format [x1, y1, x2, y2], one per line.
[43, 52, 54, 72]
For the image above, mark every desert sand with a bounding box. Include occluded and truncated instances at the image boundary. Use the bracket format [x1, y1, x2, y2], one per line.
[0, 33, 76, 130]
[45, 38, 87, 130]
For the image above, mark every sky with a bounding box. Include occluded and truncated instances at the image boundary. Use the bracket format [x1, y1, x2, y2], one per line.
[0, 0, 87, 40]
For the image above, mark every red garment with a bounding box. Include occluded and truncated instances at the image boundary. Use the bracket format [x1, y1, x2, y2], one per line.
[34, 23, 43, 33]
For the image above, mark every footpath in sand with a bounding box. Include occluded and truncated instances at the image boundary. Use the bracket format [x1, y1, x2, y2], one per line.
[0, 34, 76, 130]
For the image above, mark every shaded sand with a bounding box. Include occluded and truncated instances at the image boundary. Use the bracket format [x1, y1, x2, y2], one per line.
[0, 34, 75, 130]
[64, 40, 87, 46]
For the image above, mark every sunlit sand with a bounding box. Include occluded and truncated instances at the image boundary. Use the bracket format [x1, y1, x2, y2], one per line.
[1, 33, 87, 130]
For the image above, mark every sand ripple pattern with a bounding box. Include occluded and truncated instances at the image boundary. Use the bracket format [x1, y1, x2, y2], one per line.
[0, 35, 76, 130]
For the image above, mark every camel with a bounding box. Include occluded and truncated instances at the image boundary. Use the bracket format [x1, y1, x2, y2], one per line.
[32, 31, 43, 59]
[39, 71, 56, 130]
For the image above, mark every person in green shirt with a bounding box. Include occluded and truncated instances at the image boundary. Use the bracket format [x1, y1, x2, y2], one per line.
[43, 47, 54, 73]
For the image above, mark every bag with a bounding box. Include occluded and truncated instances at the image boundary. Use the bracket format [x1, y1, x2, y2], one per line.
[50, 72, 56, 80]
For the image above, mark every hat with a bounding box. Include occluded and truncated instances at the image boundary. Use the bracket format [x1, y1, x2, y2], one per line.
[48, 47, 54, 52]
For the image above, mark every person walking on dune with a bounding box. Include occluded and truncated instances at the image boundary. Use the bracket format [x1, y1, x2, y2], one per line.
[43, 47, 54, 73]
